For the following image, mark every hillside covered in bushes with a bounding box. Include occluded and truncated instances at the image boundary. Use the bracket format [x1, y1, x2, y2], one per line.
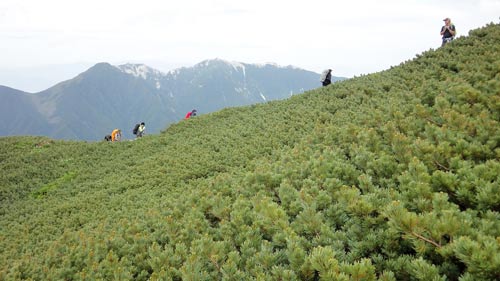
[1, 23, 499, 280]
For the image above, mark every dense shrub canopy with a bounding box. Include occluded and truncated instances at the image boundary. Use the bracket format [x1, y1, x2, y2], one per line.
[1, 23, 499, 280]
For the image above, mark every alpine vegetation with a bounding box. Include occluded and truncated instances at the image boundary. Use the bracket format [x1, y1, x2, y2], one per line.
[0, 59, 327, 141]
[0, 23, 499, 280]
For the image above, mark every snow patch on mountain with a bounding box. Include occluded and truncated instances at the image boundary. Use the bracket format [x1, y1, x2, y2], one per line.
[116, 63, 164, 80]
[167, 69, 181, 79]
[196, 58, 248, 76]
[255, 62, 301, 70]
[227, 60, 246, 76]
[255, 62, 279, 68]
[185, 58, 308, 79]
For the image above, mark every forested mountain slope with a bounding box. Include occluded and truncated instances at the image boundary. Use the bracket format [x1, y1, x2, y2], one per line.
[0, 23, 499, 280]
[0, 60, 324, 141]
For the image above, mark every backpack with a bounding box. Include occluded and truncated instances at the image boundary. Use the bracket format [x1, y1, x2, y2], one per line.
[320, 70, 330, 82]
[133, 123, 140, 135]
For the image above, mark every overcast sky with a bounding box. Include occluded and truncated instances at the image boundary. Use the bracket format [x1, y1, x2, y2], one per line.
[1, 0, 499, 92]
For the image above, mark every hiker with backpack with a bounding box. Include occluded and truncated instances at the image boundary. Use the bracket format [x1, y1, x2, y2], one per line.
[111, 129, 122, 142]
[133, 122, 146, 138]
[320, 69, 332, 87]
[441, 18, 456, 46]
[185, 109, 197, 119]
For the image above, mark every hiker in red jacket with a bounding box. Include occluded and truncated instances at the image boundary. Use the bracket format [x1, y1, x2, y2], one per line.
[185, 109, 197, 119]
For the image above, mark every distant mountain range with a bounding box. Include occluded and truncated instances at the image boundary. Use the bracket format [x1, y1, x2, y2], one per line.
[1, 59, 344, 140]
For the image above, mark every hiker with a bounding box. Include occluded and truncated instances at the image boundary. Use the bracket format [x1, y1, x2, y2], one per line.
[133, 122, 146, 138]
[104, 135, 112, 142]
[320, 69, 332, 87]
[440, 17, 456, 46]
[111, 129, 122, 142]
[137, 122, 146, 137]
[185, 109, 197, 119]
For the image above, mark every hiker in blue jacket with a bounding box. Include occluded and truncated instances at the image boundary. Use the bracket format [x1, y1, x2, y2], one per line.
[441, 18, 456, 46]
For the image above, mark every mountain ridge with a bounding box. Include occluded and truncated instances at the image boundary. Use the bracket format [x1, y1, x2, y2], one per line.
[2, 59, 327, 94]
[1, 59, 333, 140]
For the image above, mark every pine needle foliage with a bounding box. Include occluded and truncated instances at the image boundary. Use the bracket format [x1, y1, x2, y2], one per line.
[1, 23, 499, 280]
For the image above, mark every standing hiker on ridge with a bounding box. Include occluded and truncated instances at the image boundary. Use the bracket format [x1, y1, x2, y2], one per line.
[440, 17, 456, 46]
[320, 69, 332, 87]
